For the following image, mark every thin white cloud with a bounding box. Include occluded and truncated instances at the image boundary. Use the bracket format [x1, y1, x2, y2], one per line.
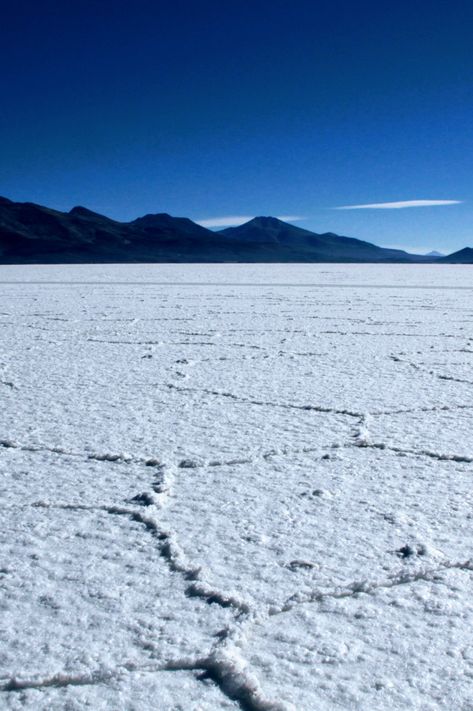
[196, 215, 305, 228]
[277, 215, 306, 222]
[196, 215, 254, 228]
[334, 200, 462, 210]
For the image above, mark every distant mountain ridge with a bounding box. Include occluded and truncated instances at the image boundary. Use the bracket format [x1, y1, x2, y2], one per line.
[0, 197, 469, 263]
[219, 216, 428, 263]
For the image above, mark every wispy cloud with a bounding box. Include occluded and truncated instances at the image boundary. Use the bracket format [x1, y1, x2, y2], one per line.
[276, 215, 305, 223]
[196, 215, 305, 228]
[334, 200, 462, 210]
[196, 216, 254, 228]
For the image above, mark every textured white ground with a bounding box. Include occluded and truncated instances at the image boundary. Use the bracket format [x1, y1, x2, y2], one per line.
[1, 264, 472, 710]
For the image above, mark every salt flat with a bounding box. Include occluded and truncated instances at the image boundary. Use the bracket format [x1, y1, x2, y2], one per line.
[1, 264, 472, 710]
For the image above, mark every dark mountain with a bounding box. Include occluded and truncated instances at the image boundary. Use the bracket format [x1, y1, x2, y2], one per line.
[0, 199, 227, 263]
[0, 197, 448, 263]
[219, 216, 430, 262]
[437, 247, 473, 263]
[129, 212, 210, 237]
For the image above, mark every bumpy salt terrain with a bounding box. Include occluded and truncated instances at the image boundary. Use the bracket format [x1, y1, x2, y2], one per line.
[1, 264, 472, 710]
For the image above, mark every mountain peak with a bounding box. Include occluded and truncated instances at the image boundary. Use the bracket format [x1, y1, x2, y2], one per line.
[250, 216, 283, 224]
[246, 216, 297, 230]
[70, 206, 103, 217]
[69, 205, 119, 224]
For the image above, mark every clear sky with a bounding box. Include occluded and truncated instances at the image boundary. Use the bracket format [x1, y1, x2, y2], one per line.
[1, 0, 473, 253]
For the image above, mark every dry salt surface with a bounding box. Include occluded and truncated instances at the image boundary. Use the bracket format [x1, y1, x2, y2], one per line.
[1, 263, 473, 710]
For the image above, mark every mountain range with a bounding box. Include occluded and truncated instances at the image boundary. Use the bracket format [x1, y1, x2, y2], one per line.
[0, 196, 470, 264]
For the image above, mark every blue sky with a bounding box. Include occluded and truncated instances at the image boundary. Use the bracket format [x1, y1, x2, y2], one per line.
[1, 0, 473, 253]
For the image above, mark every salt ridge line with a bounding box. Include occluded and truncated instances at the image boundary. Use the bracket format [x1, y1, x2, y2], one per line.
[166, 383, 363, 418]
[108, 505, 251, 614]
[166, 381, 473, 419]
[85, 337, 320, 360]
[353, 412, 473, 462]
[0, 434, 342, 476]
[166, 617, 292, 711]
[317, 329, 462, 337]
[1, 663, 161, 692]
[3, 426, 473, 476]
[1, 654, 289, 711]
[390, 354, 473, 386]
[272, 558, 473, 615]
[362, 441, 473, 463]
[0, 437, 162, 467]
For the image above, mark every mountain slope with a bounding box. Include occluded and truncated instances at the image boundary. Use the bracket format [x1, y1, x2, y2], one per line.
[0, 198, 130, 261]
[437, 247, 473, 263]
[219, 216, 427, 262]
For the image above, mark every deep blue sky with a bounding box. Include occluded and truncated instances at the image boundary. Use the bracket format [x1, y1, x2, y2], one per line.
[1, 0, 473, 252]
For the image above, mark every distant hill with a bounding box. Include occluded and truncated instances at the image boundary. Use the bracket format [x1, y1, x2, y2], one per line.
[437, 247, 473, 263]
[219, 216, 429, 263]
[425, 250, 444, 257]
[0, 197, 454, 263]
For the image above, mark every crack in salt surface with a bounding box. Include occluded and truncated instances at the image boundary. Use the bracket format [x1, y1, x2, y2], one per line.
[436, 373, 473, 386]
[180, 445, 343, 471]
[320, 330, 461, 338]
[167, 382, 473, 422]
[273, 558, 473, 615]
[374, 403, 473, 416]
[166, 383, 362, 418]
[87, 338, 217, 346]
[1, 665, 141, 692]
[108, 501, 251, 614]
[0, 437, 163, 468]
[356, 440, 473, 464]
[4, 502, 112, 512]
[1, 651, 288, 711]
[390, 354, 473, 387]
[351, 410, 473, 463]
[0, 660, 222, 693]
